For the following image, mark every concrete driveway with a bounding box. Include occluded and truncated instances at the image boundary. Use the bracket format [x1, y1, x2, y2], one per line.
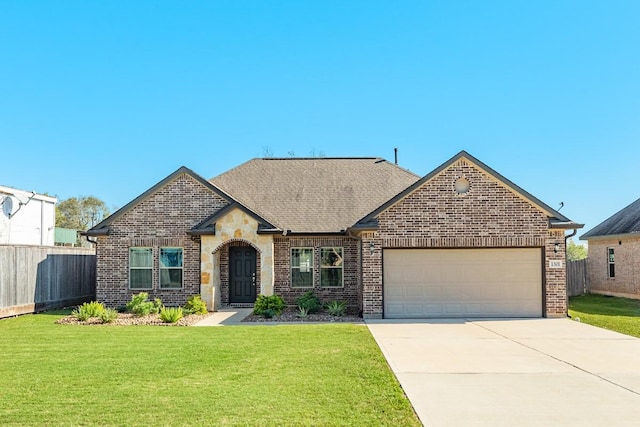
[366, 318, 640, 427]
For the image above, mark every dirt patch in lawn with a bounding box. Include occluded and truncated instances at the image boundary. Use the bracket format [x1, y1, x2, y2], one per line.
[56, 312, 213, 326]
[242, 307, 363, 323]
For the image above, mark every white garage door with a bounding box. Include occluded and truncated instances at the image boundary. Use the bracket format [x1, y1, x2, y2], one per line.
[383, 248, 542, 318]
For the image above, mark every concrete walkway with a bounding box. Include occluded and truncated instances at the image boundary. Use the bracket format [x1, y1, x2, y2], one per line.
[193, 308, 253, 326]
[366, 318, 640, 427]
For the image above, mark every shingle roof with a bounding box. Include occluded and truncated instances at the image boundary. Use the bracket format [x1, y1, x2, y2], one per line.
[210, 158, 420, 233]
[581, 197, 640, 239]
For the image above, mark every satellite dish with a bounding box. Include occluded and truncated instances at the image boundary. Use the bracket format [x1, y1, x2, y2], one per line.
[2, 196, 15, 217]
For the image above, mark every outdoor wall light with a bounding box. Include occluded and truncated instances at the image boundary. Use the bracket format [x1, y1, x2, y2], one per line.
[369, 241, 375, 254]
[554, 243, 560, 253]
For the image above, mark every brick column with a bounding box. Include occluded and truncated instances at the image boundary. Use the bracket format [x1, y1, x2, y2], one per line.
[361, 232, 383, 319]
[545, 230, 567, 317]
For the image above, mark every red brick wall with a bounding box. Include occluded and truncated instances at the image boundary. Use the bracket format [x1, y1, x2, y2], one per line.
[273, 236, 360, 311]
[363, 159, 567, 318]
[96, 173, 228, 308]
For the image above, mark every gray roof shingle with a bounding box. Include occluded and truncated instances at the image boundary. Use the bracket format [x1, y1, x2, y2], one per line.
[581, 197, 640, 239]
[210, 157, 420, 233]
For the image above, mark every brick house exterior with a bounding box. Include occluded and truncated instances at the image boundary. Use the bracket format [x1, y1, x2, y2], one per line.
[581, 197, 640, 298]
[86, 151, 581, 318]
[91, 172, 229, 307]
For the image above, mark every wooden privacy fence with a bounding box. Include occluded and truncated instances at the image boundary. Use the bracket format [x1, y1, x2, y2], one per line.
[0, 245, 96, 318]
[567, 258, 589, 297]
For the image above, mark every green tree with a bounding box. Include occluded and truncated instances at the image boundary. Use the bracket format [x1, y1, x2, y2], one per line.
[566, 239, 587, 261]
[56, 196, 110, 230]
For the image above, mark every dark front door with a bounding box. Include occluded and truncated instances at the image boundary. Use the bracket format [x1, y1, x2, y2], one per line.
[229, 247, 257, 304]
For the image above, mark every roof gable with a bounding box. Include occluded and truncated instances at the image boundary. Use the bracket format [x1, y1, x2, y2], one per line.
[85, 166, 233, 236]
[357, 150, 577, 228]
[189, 202, 279, 235]
[581, 197, 640, 240]
[210, 157, 420, 233]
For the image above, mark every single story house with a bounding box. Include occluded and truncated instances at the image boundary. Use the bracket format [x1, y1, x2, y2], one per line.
[86, 151, 582, 318]
[580, 197, 640, 298]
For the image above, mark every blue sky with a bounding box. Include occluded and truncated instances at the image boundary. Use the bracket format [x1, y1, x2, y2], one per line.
[1, 1, 639, 238]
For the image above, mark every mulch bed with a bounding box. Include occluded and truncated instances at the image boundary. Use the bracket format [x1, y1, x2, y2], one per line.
[241, 307, 363, 323]
[56, 308, 363, 325]
[56, 312, 212, 326]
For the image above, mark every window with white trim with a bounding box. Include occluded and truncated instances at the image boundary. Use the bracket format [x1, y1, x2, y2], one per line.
[160, 247, 183, 289]
[607, 247, 615, 278]
[129, 247, 152, 289]
[321, 247, 343, 287]
[291, 248, 313, 288]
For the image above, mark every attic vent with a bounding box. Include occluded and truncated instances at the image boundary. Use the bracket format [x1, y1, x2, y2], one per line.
[454, 177, 470, 194]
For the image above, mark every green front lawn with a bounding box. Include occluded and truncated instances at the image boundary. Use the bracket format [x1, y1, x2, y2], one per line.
[569, 294, 640, 338]
[0, 311, 419, 426]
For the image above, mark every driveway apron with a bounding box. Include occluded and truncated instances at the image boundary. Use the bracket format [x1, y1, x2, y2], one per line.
[366, 318, 640, 427]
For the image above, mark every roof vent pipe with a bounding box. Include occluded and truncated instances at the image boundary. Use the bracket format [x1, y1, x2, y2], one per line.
[394, 148, 398, 165]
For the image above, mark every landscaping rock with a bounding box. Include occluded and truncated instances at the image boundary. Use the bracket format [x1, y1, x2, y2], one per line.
[242, 307, 362, 323]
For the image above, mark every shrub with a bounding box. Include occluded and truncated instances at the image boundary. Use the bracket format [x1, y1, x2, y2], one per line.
[72, 301, 106, 321]
[253, 294, 286, 316]
[126, 292, 162, 316]
[262, 309, 275, 319]
[99, 308, 119, 324]
[159, 306, 184, 323]
[326, 300, 347, 317]
[296, 291, 321, 314]
[184, 295, 208, 315]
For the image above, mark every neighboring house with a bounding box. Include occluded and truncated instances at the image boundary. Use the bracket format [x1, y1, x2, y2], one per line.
[0, 185, 57, 246]
[86, 151, 582, 319]
[580, 197, 640, 299]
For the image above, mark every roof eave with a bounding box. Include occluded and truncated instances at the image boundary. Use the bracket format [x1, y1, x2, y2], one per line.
[187, 228, 216, 236]
[81, 227, 110, 236]
[580, 232, 640, 241]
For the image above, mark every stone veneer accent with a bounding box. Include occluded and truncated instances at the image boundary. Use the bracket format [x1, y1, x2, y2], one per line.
[586, 237, 640, 298]
[95, 173, 228, 308]
[200, 208, 274, 311]
[361, 158, 568, 318]
[273, 236, 361, 310]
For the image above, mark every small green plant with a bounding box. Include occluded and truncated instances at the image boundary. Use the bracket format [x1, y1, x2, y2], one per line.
[326, 300, 347, 317]
[159, 306, 184, 323]
[297, 305, 310, 319]
[99, 308, 119, 324]
[72, 301, 106, 321]
[296, 291, 321, 314]
[262, 309, 275, 319]
[126, 292, 162, 316]
[253, 294, 286, 316]
[72, 308, 91, 321]
[184, 295, 208, 315]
